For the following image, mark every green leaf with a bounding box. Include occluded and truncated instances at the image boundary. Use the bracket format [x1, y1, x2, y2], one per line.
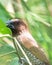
[0, 19, 6, 28]
[0, 27, 12, 35]
[0, 53, 20, 65]
[0, 39, 20, 65]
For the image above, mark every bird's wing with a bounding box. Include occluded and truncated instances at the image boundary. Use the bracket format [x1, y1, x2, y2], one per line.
[17, 32, 49, 65]
[29, 46, 49, 64]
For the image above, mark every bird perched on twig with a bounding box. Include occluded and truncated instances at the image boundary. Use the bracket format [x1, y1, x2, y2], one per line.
[7, 19, 50, 65]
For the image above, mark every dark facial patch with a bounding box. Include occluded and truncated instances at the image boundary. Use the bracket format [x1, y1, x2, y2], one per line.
[7, 19, 27, 36]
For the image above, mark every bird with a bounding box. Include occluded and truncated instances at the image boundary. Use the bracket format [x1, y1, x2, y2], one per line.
[7, 19, 50, 65]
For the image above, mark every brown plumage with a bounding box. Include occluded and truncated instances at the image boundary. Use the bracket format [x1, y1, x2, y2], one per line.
[7, 19, 50, 65]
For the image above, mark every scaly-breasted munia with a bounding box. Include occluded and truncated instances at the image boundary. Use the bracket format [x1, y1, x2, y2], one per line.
[7, 19, 50, 65]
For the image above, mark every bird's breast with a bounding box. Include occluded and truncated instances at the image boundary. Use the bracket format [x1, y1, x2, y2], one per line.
[20, 45, 46, 65]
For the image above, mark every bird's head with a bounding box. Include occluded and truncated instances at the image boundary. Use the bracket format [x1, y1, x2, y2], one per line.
[7, 19, 27, 36]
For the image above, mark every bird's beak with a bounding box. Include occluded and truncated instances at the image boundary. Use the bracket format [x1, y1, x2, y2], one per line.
[6, 22, 15, 30]
[6, 22, 17, 36]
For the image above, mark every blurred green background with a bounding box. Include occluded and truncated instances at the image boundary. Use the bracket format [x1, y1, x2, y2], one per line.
[0, 0, 52, 65]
